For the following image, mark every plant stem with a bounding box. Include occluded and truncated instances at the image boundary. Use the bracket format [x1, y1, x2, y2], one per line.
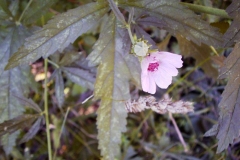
[47, 58, 60, 68]
[44, 58, 52, 160]
[127, 24, 134, 44]
[18, 0, 34, 23]
[169, 113, 188, 152]
[180, 2, 231, 19]
[53, 107, 70, 160]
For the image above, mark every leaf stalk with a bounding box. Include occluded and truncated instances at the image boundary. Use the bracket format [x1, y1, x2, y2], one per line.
[18, 0, 34, 24]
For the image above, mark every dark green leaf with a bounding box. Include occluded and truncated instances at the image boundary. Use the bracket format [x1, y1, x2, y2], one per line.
[87, 13, 140, 159]
[223, 0, 240, 47]
[176, 35, 218, 78]
[55, 69, 64, 108]
[121, 0, 222, 47]
[0, 0, 13, 17]
[5, 2, 109, 70]
[19, 116, 43, 144]
[13, 95, 42, 113]
[0, 114, 40, 137]
[22, 0, 58, 25]
[216, 42, 240, 153]
[59, 51, 82, 66]
[0, 26, 34, 154]
[63, 67, 95, 90]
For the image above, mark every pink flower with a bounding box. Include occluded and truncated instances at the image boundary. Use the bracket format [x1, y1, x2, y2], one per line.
[141, 51, 183, 94]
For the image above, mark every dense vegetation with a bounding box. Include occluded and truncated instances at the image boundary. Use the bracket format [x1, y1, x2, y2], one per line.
[0, 0, 239, 159]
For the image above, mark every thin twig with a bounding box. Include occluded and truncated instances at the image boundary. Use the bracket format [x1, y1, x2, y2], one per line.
[169, 113, 188, 152]
[53, 107, 70, 160]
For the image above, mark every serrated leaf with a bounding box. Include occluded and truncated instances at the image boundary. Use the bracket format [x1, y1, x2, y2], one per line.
[176, 34, 218, 78]
[0, 114, 40, 137]
[223, 0, 240, 47]
[0, 0, 13, 17]
[87, 13, 140, 159]
[63, 67, 95, 90]
[5, 2, 109, 70]
[204, 124, 219, 137]
[107, 0, 126, 24]
[132, 24, 156, 48]
[19, 116, 43, 144]
[55, 69, 64, 108]
[22, 0, 58, 25]
[0, 26, 34, 154]
[9, 0, 19, 17]
[59, 51, 82, 66]
[121, 0, 222, 47]
[13, 95, 42, 113]
[216, 42, 240, 153]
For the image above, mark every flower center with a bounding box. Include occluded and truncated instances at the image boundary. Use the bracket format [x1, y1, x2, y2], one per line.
[148, 62, 159, 72]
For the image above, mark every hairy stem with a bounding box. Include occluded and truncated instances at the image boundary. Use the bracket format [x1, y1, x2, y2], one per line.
[180, 2, 230, 19]
[44, 58, 52, 160]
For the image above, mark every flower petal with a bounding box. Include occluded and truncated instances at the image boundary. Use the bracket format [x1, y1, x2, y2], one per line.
[141, 72, 156, 94]
[160, 62, 178, 76]
[152, 51, 183, 68]
[141, 56, 150, 74]
[152, 69, 172, 89]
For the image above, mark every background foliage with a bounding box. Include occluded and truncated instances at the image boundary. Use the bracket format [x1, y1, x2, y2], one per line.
[0, 0, 239, 159]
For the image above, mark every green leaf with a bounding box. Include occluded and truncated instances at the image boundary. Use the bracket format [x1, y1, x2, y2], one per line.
[55, 69, 65, 108]
[19, 116, 43, 144]
[87, 13, 140, 159]
[176, 35, 218, 79]
[13, 95, 42, 113]
[22, 0, 58, 25]
[223, 0, 240, 47]
[0, 114, 40, 137]
[5, 2, 109, 70]
[216, 42, 240, 153]
[63, 67, 95, 90]
[0, 26, 34, 154]
[59, 51, 82, 66]
[120, 0, 222, 47]
[9, 0, 19, 17]
[0, 0, 13, 17]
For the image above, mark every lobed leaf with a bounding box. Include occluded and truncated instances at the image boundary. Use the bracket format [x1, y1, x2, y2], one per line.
[63, 67, 95, 90]
[0, 0, 13, 18]
[19, 116, 43, 144]
[0, 114, 40, 137]
[119, 0, 222, 47]
[176, 35, 218, 79]
[223, 0, 240, 47]
[22, 0, 58, 25]
[5, 2, 109, 70]
[13, 95, 42, 113]
[0, 26, 34, 154]
[87, 13, 140, 159]
[215, 42, 240, 153]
